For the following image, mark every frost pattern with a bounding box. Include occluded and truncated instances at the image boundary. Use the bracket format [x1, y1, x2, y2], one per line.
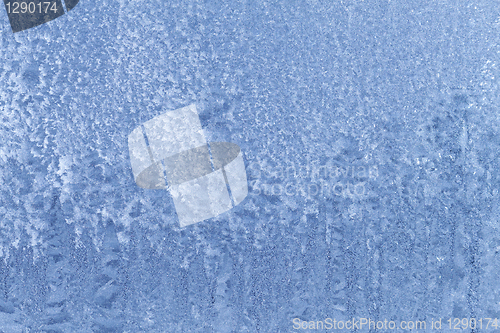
[0, 0, 498, 331]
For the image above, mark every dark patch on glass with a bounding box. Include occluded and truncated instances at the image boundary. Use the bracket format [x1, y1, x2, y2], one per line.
[64, 0, 78, 11]
[3, 0, 79, 33]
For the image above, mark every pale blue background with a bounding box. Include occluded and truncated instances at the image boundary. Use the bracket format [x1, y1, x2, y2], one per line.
[0, 0, 499, 331]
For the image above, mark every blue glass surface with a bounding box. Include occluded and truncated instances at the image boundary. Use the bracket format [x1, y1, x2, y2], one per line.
[0, 0, 499, 331]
